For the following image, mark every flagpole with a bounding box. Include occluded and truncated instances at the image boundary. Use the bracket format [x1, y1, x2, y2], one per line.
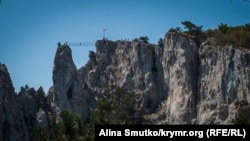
[103, 28, 107, 40]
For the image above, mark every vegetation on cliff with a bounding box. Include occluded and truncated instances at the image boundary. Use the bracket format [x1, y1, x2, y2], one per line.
[34, 87, 139, 141]
[205, 23, 250, 48]
[169, 21, 250, 49]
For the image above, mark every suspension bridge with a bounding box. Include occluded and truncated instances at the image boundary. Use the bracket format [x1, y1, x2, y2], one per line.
[61, 28, 108, 47]
[67, 42, 95, 47]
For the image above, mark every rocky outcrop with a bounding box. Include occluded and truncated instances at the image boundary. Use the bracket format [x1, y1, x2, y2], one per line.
[50, 32, 250, 125]
[0, 63, 29, 141]
[50, 41, 167, 123]
[147, 33, 250, 124]
[52, 45, 77, 110]
[0, 63, 50, 141]
[1, 30, 250, 140]
[154, 32, 199, 124]
[76, 40, 167, 116]
[50, 44, 91, 122]
[17, 86, 50, 138]
[197, 45, 250, 124]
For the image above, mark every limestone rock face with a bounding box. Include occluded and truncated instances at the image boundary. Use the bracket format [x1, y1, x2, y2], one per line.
[51, 44, 91, 121]
[0, 63, 29, 141]
[50, 32, 250, 125]
[1, 30, 250, 141]
[0, 63, 50, 141]
[17, 86, 49, 138]
[148, 33, 250, 124]
[197, 45, 250, 124]
[76, 40, 166, 116]
[17, 87, 39, 139]
[52, 45, 77, 110]
[159, 32, 199, 124]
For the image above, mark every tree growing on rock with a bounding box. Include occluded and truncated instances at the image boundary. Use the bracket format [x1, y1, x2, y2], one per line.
[181, 21, 203, 37]
[139, 36, 149, 43]
[158, 38, 164, 48]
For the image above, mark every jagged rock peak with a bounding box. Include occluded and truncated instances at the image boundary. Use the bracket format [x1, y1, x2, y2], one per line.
[0, 62, 7, 71]
[0, 63, 29, 141]
[52, 44, 77, 110]
[53, 44, 75, 67]
[0, 63, 14, 92]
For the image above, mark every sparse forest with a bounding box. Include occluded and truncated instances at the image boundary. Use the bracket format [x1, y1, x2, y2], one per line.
[204, 23, 250, 48]
[169, 21, 250, 49]
[33, 86, 140, 141]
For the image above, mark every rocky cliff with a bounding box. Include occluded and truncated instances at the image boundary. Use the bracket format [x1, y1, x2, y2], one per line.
[0, 64, 50, 141]
[49, 31, 250, 125]
[147, 33, 250, 124]
[197, 44, 250, 124]
[0, 63, 29, 141]
[0, 31, 250, 140]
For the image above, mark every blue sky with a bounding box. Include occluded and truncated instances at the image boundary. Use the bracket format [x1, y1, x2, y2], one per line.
[0, 0, 249, 93]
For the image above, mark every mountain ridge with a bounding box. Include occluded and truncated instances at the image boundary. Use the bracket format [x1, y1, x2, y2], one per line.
[0, 30, 250, 140]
